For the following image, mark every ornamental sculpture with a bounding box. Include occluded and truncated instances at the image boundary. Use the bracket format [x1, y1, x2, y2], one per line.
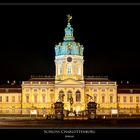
[67, 14, 72, 23]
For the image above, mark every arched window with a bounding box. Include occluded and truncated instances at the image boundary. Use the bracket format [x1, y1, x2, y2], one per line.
[110, 95, 113, 103]
[67, 90, 72, 102]
[102, 94, 105, 103]
[50, 93, 54, 102]
[42, 94, 46, 103]
[34, 94, 38, 103]
[76, 90, 81, 102]
[59, 90, 64, 102]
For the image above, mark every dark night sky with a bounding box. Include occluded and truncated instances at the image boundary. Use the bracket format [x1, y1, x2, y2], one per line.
[0, 5, 140, 83]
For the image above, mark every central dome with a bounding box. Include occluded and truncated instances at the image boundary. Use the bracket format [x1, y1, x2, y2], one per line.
[55, 15, 84, 56]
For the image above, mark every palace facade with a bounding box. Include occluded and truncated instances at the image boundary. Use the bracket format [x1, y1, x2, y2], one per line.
[0, 15, 140, 116]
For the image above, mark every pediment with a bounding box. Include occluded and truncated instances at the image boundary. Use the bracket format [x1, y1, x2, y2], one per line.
[55, 78, 84, 85]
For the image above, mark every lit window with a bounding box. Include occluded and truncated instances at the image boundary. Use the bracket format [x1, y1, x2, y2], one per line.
[102, 95, 105, 103]
[123, 96, 126, 102]
[6, 96, 9, 102]
[59, 90, 64, 102]
[42, 89, 46, 92]
[102, 89, 105, 92]
[18, 96, 21, 102]
[67, 91, 72, 102]
[130, 96, 133, 102]
[67, 65, 72, 75]
[0, 96, 2, 102]
[117, 96, 120, 102]
[77, 66, 81, 75]
[110, 95, 113, 103]
[58, 65, 62, 75]
[110, 89, 113, 92]
[34, 94, 38, 103]
[26, 89, 29, 92]
[42, 94, 46, 103]
[26, 95, 29, 103]
[34, 89, 37, 92]
[76, 90, 81, 102]
[136, 96, 139, 102]
[12, 96, 15, 102]
[50, 93, 54, 102]
[50, 89, 54, 92]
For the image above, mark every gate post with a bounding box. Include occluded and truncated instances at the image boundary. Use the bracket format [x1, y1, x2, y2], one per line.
[54, 102, 64, 120]
[87, 102, 97, 119]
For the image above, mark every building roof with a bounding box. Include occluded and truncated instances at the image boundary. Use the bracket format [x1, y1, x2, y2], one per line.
[118, 84, 140, 94]
[0, 84, 21, 93]
[29, 75, 55, 81]
[0, 84, 21, 88]
[118, 84, 140, 89]
[85, 76, 109, 81]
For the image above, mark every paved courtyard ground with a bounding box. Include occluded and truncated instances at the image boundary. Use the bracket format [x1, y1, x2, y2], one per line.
[0, 118, 140, 139]
[0, 118, 140, 128]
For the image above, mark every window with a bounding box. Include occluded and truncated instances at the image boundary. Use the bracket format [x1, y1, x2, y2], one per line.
[93, 89, 97, 92]
[102, 95, 105, 103]
[12, 96, 15, 102]
[34, 89, 37, 92]
[18, 96, 21, 102]
[67, 91, 72, 102]
[26, 95, 29, 103]
[0, 96, 2, 102]
[34, 94, 38, 103]
[130, 96, 133, 102]
[59, 67, 62, 74]
[117, 96, 120, 102]
[50, 89, 54, 92]
[110, 89, 113, 92]
[136, 96, 139, 102]
[59, 90, 64, 102]
[50, 93, 54, 102]
[76, 90, 81, 102]
[123, 96, 126, 102]
[42, 89, 45, 92]
[6, 96, 9, 102]
[77, 66, 81, 75]
[110, 95, 113, 103]
[26, 89, 29, 92]
[58, 66, 62, 75]
[42, 94, 46, 103]
[102, 89, 105, 92]
[67, 65, 72, 75]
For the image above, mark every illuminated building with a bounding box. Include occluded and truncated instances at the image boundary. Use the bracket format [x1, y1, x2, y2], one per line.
[0, 15, 140, 116]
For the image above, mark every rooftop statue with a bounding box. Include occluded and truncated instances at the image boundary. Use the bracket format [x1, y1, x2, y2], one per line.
[67, 14, 72, 24]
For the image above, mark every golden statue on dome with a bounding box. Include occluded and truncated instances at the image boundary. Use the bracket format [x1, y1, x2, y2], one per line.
[67, 14, 72, 23]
